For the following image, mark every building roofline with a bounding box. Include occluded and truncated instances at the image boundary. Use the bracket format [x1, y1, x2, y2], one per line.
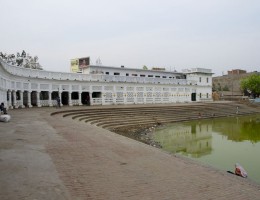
[82, 65, 184, 75]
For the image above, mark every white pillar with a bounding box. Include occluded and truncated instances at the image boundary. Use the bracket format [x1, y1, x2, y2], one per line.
[123, 87, 127, 104]
[112, 93, 117, 105]
[20, 91, 25, 108]
[112, 86, 116, 105]
[69, 92, 72, 106]
[27, 91, 32, 108]
[78, 92, 83, 106]
[59, 92, 63, 106]
[89, 92, 93, 106]
[101, 92, 106, 105]
[13, 90, 17, 108]
[8, 90, 12, 109]
[36, 91, 42, 107]
[134, 88, 137, 104]
[48, 91, 53, 107]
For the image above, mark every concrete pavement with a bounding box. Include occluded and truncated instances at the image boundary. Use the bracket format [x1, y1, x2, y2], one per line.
[0, 106, 260, 200]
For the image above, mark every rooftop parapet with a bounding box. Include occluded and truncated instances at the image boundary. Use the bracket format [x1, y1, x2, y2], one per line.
[0, 58, 192, 85]
[182, 68, 212, 74]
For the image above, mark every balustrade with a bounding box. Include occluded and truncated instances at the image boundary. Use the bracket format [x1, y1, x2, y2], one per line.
[0, 58, 213, 108]
[92, 98, 102, 105]
[40, 100, 50, 107]
[0, 59, 191, 86]
[71, 99, 80, 105]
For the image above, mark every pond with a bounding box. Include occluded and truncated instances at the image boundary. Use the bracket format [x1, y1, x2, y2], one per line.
[152, 114, 260, 184]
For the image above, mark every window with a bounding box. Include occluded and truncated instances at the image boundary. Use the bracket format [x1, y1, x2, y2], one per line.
[162, 76, 167, 78]
[126, 73, 129, 76]
[114, 72, 120, 75]
[206, 77, 209, 83]
[148, 75, 153, 77]
[199, 77, 202, 82]
[155, 76, 160, 78]
[140, 74, 146, 77]
[200, 93, 202, 98]
[105, 72, 109, 75]
[132, 74, 138, 76]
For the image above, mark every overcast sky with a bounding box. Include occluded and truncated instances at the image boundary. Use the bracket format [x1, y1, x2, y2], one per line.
[1, 0, 260, 76]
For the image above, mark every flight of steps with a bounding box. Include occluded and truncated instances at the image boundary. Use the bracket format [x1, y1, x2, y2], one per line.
[51, 102, 260, 132]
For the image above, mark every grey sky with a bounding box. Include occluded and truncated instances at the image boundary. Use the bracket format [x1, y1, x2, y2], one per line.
[1, 0, 260, 76]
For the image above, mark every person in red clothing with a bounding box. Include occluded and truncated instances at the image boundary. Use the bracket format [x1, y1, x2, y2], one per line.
[235, 163, 247, 178]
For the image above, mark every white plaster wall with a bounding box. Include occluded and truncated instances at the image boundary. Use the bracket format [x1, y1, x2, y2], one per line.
[84, 65, 184, 79]
[0, 59, 213, 107]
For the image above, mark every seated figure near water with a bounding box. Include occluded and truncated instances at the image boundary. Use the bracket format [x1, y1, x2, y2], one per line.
[0, 102, 7, 114]
[0, 102, 11, 122]
[235, 163, 247, 178]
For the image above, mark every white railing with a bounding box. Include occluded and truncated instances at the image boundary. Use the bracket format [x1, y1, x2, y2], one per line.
[137, 98, 144, 103]
[92, 98, 102, 105]
[16, 100, 22, 107]
[116, 98, 124, 104]
[0, 59, 192, 86]
[104, 98, 113, 104]
[40, 100, 50, 107]
[51, 100, 58, 106]
[183, 68, 212, 74]
[71, 99, 80, 105]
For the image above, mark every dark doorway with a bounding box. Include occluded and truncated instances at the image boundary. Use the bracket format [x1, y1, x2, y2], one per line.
[40, 91, 49, 100]
[31, 91, 37, 106]
[191, 93, 196, 101]
[62, 92, 69, 105]
[71, 92, 79, 100]
[82, 92, 90, 105]
[92, 92, 101, 98]
[52, 91, 59, 100]
[23, 91, 28, 106]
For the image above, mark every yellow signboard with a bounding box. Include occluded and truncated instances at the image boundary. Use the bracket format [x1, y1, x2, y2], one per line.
[70, 58, 79, 73]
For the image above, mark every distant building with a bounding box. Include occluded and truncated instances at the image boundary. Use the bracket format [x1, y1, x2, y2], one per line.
[70, 57, 90, 73]
[80, 64, 186, 79]
[227, 69, 247, 75]
[213, 69, 259, 100]
[0, 54, 213, 108]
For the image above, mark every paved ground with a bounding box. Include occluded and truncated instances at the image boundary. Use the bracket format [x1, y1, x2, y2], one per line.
[0, 105, 260, 200]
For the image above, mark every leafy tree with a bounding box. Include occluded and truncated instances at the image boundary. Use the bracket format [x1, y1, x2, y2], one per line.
[143, 65, 148, 70]
[212, 83, 216, 91]
[222, 85, 229, 91]
[240, 74, 260, 97]
[217, 83, 222, 91]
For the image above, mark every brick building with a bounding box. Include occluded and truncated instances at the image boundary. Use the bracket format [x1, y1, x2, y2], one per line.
[213, 69, 259, 100]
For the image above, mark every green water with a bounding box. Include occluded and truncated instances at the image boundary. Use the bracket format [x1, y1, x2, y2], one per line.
[153, 114, 260, 184]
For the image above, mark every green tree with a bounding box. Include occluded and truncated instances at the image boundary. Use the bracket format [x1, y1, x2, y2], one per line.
[217, 83, 222, 91]
[240, 74, 260, 97]
[143, 65, 148, 70]
[222, 85, 229, 91]
[212, 83, 216, 91]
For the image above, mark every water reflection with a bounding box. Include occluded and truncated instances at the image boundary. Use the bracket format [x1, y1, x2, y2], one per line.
[153, 122, 212, 158]
[153, 114, 260, 157]
[152, 114, 260, 184]
[213, 116, 260, 143]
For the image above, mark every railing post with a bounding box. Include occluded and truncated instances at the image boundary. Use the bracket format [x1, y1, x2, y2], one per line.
[13, 90, 17, 108]
[20, 91, 25, 108]
[69, 92, 72, 106]
[36, 91, 42, 107]
[48, 91, 53, 107]
[78, 92, 82, 106]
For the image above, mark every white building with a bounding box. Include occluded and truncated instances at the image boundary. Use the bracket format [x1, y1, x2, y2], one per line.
[0, 58, 213, 109]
